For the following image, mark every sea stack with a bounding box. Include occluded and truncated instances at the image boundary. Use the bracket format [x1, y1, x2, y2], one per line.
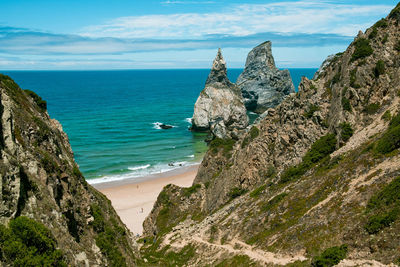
[191, 49, 248, 138]
[236, 41, 295, 113]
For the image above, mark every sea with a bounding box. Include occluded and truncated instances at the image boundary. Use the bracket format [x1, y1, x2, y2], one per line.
[3, 69, 316, 184]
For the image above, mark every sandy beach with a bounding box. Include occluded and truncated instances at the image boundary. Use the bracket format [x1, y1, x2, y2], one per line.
[93, 164, 199, 236]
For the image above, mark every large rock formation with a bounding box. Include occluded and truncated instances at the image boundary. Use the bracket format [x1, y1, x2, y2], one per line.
[191, 49, 248, 138]
[0, 74, 137, 266]
[236, 41, 295, 113]
[142, 4, 400, 266]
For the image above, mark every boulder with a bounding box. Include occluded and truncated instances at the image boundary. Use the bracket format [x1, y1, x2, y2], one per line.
[236, 41, 295, 113]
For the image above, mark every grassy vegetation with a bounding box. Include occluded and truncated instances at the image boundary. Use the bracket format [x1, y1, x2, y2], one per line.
[350, 69, 360, 88]
[90, 204, 127, 266]
[250, 184, 267, 198]
[215, 255, 256, 267]
[311, 244, 348, 267]
[228, 187, 248, 199]
[0, 216, 66, 266]
[369, 18, 387, 40]
[365, 176, 400, 234]
[374, 60, 385, 78]
[365, 103, 380, 114]
[351, 38, 373, 62]
[210, 138, 236, 158]
[183, 184, 201, 197]
[374, 112, 400, 154]
[260, 192, 288, 212]
[339, 122, 353, 142]
[341, 97, 352, 112]
[242, 126, 260, 148]
[140, 243, 196, 266]
[24, 89, 47, 111]
[280, 134, 337, 183]
[395, 41, 400, 52]
[389, 2, 400, 20]
[304, 104, 320, 119]
[382, 110, 392, 122]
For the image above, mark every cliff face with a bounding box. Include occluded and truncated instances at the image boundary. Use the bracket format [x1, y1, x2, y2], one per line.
[191, 49, 249, 138]
[236, 41, 295, 113]
[0, 75, 137, 266]
[142, 4, 400, 266]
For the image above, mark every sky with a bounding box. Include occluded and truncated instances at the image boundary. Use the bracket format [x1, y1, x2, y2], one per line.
[0, 0, 397, 70]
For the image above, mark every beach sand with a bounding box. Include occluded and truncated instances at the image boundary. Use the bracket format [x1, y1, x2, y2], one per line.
[93, 165, 198, 236]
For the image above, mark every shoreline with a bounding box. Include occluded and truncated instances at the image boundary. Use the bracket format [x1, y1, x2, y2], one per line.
[93, 164, 199, 235]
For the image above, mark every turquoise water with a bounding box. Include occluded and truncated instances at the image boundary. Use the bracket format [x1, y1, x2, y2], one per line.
[3, 68, 316, 183]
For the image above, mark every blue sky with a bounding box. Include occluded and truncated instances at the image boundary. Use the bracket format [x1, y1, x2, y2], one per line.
[0, 0, 397, 70]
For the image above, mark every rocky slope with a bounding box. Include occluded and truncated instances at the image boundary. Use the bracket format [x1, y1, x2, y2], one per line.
[191, 49, 249, 139]
[237, 41, 295, 113]
[141, 4, 400, 266]
[0, 75, 138, 266]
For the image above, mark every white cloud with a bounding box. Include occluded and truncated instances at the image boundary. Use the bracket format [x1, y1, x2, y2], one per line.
[81, 1, 392, 39]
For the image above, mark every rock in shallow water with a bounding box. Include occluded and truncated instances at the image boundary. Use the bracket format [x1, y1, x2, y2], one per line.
[191, 48, 248, 138]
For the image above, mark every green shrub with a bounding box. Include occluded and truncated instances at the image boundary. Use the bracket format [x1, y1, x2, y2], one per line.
[389, 3, 400, 20]
[365, 176, 400, 234]
[210, 138, 235, 158]
[395, 41, 400, 52]
[375, 125, 400, 154]
[261, 193, 288, 212]
[374, 60, 385, 77]
[280, 134, 337, 183]
[389, 112, 400, 128]
[368, 27, 377, 39]
[339, 122, 353, 142]
[216, 255, 256, 267]
[350, 69, 360, 88]
[374, 18, 388, 28]
[382, 34, 388, 44]
[90, 204, 127, 266]
[24, 89, 47, 111]
[311, 245, 348, 267]
[365, 208, 399, 234]
[382, 110, 392, 122]
[351, 38, 373, 62]
[183, 184, 201, 197]
[342, 97, 352, 112]
[250, 184, 267, 198]
[302, 134, 337, 165]
[228, 187, 247, 199]
[242, 127, 259, 148]
[0, 216, 66, 266]
[365, 103, 380, 114]
[304, 104, 320, 119]
[249, 126, 259, 139]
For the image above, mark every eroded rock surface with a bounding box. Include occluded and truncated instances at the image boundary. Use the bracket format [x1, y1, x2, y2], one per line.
[236, 41, 295, 113]
[192, 49, 248, 138]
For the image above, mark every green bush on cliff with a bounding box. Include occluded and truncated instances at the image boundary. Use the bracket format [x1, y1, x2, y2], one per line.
[374, 60, 385, 77]
[24, 89, 47, 111]
[210, 138, 235, 158]
[339, 122, 353, 142]
[242, 126, 260, 148]
[351, 38, 373, 62]
[280, 134, 337, 183]
[304, 104, 320, 119]
[228, 187, 248, 199]
[365, 176, 400, 234]
[0, 216, 66, 266]
[311, 244, 348, 267]
[374, 113, 400, 154]
[90, 204, 127, 267]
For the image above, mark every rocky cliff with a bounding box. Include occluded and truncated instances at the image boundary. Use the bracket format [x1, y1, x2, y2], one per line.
[0, 75, 138, 266]
[236, 41, 295, 113]
[141, 4, 400, 266]
[191, 49, 249, 139]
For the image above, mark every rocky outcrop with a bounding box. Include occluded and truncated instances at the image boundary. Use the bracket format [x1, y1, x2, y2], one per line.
[0, 74, 138, 266]
[191, 49, 248, 138]
[236, 41, 295, 113]
[143, 4, 400, 266]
